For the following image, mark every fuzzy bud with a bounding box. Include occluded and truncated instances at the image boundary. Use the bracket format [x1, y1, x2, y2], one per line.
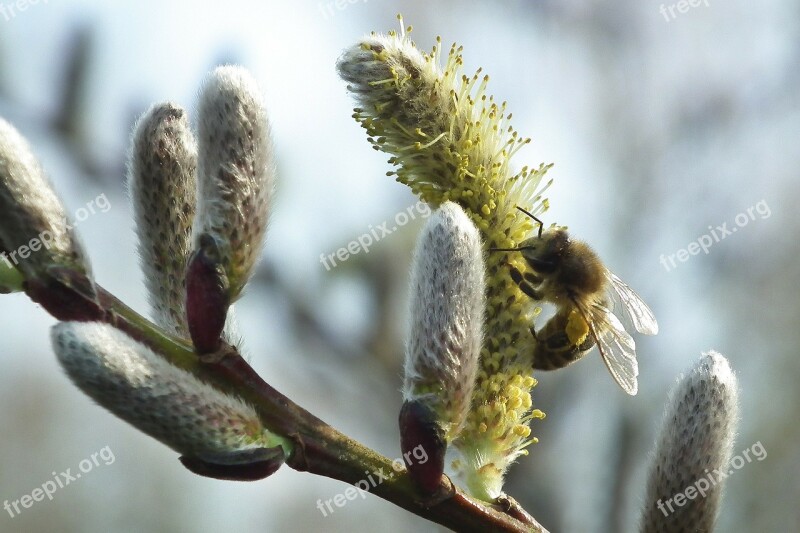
[0, 118, 91, 280]
[128, 103, 197, 337]
[52, 321, 290, 480]
[337, 32, 437, 131]
[639, 351, 739, 532]
[400, 201, 485, 494]
[187, 66, 275, 352]
[193, 65, 274, 299]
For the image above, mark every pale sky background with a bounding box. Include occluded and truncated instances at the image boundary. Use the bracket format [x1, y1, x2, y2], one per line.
[0, 1, 797, 532]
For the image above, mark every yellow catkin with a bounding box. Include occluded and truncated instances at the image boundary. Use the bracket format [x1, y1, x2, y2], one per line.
[337, 16, 554, 501]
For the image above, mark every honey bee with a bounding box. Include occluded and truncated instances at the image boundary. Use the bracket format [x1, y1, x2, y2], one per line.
[491, 206, 658, 395]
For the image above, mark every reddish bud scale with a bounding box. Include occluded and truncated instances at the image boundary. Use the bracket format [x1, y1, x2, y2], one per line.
[186, 235, 230, 353]
[399, 399, 447, 496]
[25, 267, 102, 322]
[179, 445, 286, 481]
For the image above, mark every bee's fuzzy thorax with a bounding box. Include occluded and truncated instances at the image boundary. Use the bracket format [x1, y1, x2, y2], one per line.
[556, 239, 607, 298]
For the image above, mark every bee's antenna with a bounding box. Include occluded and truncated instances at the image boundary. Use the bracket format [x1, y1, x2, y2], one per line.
[514, 206, 543, 238]
[489, 206, 544, 252]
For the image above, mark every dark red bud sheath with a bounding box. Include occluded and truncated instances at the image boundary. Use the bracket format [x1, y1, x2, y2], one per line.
[186, 234, 230, 354]
[26, 266, 102, 321]
[399, 399, 447, 496]
[179, 445, 286, 482]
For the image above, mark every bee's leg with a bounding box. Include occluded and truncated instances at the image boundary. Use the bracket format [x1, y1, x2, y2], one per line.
[508, 266, 544, 300]
[507, 265, 544, 340]
[532, 308, 596, 370]
[522, 271, 543, 285]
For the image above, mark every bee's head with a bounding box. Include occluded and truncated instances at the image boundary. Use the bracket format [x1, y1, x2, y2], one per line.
[517, 229, 568, 274]
[488, 207, 568, 274]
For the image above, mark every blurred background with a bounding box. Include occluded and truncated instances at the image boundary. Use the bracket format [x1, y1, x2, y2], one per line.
[0, 1, 797, 531]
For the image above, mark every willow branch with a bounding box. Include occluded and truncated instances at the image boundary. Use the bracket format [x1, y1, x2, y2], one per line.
[24, 271, 548, 533]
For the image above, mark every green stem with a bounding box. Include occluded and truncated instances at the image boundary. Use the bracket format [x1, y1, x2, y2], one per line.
[0, 258, 24, 293]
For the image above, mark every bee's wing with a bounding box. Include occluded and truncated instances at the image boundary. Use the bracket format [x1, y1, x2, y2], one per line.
[574, 299, 639, 396]
[606, 272, 658, 335]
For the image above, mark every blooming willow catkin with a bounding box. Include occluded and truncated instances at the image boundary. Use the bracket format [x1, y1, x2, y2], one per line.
[128, 103, 197, 337]
[52, 321, 291, 480]
[639, 351, 739, 532]
[338, 19, 549, 500]
[401, 201, 485, 495]
[187, 66, 275, 353]
[0, 118, 90, 279]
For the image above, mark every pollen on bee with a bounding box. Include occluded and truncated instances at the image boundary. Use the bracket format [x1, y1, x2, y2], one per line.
[565, 308, 590, 346]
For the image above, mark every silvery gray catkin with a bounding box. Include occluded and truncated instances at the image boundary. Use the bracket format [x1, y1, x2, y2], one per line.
[640, 351, 739, 532]
[193, 65, 275, 300]
[186, 66, 276, 353]
[128, 103, 197, 337]
[400, 201, 485, 495]
[0, 118, 90, 279]
[52, 321, 290, 480]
